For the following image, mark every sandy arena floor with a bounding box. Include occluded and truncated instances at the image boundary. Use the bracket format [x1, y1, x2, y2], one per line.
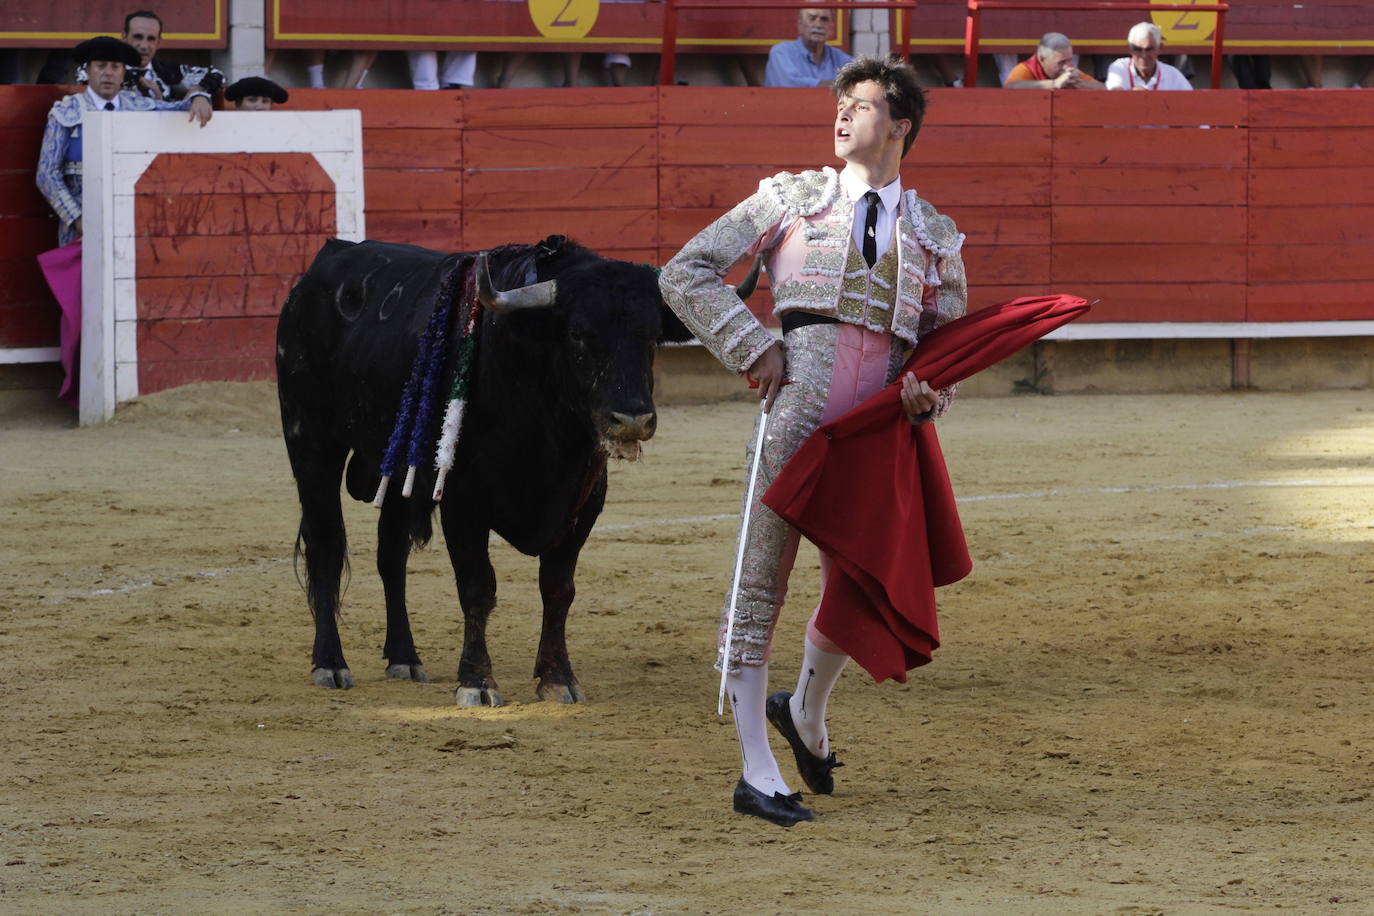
[2, 383, 1373, 914]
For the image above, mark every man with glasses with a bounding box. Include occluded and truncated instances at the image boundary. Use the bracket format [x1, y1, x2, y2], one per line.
[1106, 22, 1192, 91]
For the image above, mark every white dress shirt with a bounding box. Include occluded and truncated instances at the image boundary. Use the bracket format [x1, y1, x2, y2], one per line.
[84, 88, 121, 110]
[1105, 58, 1193, 91]
[839, 165, 902, 262]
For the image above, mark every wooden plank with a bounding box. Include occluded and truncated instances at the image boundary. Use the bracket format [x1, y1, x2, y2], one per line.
[1052, 91, 1249, 128]
[138, 357, 276, 394]
[0, 127, 48, 170]
[363, 128, 463, 170]
[282, 88, 464, 130]
[967, 284, 1053, 311]
[138, 276, 299, 320]
[464, 208, 657, 252]
[907, 166, 1052, 207]
[1055, 205, 1247, 245]
[909, 126, 1052, 167]
[0, 259, 53, 308]
[1248, 91, 1374, 129]
[922, 88, 1051, 127]
[464, 127, 657, 170]
[1053, 166, 1247, 206]
[0, 216, 65, 258]
[660, 86, 837, 127]
[1247, 283, 1374, 322]
[1049, 283, 1247, 323]
[1249, 206, 1374, 245]
[464, 166, 657, 212]
[659, 125, 828, 167]
[1053, 126, 1247, 168]
[660, 166, 774, 209]
[659, 208, 723, 250]
[135, 193, 336, 237]
[940, 206, 1049, 246]
[1249, 167, 1374, 206]
[137, 317, 278, 362]
[0, 172, 56, 218]
[135, 153, 335, 195]
[659, 86, 1050, 128]
[0, 86, 72, 127]
[364, 212, 463, 250]
[1250, 244, 1374, 284]
[1249, 128, 1374, 170]
[0, 301, 59, 348]
[135, 233, 331, 278]
[465, 87, 657, 129]
[1054, 244, 1247, 284]
[364, 169, 462, 212]
[962, 244, 1051, 285]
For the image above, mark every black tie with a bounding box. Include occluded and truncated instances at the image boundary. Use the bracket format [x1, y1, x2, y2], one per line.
[862, 191, 880, 268]
[104, 102, 114, 110]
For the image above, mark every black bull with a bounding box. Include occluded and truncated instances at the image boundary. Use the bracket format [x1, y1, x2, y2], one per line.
[276, 236, 697, 705]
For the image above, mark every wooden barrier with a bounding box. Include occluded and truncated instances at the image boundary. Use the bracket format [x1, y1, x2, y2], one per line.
[3, 86, 1373, 398]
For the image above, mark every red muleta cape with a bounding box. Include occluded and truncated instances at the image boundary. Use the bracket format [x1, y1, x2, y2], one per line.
[761, 295, 1091, 683]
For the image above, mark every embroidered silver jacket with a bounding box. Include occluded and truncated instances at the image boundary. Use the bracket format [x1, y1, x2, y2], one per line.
[659, 166, 968, 375]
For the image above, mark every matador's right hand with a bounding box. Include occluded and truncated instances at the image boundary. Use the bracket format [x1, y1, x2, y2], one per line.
[746, 341, 786, 413]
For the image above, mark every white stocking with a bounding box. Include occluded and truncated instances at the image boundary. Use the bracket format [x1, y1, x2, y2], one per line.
[726, 663, 790, 795]
[790, 634, 849, 757]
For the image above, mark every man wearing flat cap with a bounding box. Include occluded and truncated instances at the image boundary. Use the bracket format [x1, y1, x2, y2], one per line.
[36, 36, 213, 245]
[225, 76, 289, 111]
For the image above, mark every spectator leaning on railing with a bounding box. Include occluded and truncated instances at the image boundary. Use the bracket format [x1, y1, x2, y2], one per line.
[764, 8, 853, 87]
[83, 9, 226, 102]
[37, 36, 213, 246]
[1105, 22, 1192, 91]
[1004, 32, 1103, 90]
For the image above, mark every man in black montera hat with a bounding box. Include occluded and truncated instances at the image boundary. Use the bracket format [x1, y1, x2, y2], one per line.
[36, 36, 213, 245]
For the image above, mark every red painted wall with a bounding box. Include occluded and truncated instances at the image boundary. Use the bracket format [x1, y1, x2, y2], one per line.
[4, 86, 1373, 393]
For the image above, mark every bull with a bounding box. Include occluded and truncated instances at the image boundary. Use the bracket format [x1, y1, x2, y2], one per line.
[276, 236, 747, 705]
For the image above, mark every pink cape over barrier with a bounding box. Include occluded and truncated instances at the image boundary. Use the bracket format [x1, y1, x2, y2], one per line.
[762, 295, 1091, 682]
[37, 240, 83, 408]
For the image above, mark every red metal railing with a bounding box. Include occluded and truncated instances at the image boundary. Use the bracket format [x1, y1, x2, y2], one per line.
[964, 0, 1229, 89]
[659, 0, 919, 86]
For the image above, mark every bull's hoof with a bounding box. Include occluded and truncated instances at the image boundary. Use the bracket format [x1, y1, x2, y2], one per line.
[313, 667, 354, 689]
[536, 681, 587, 704]
[385, 663, 429, 683]
[454, 686, 504, 707]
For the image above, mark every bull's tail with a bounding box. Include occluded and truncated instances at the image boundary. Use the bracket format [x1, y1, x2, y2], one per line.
[293, 524, 350, 621]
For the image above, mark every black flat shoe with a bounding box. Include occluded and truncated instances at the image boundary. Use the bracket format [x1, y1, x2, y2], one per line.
[766, 690, 844, 795]
[732, 777, 814, 827]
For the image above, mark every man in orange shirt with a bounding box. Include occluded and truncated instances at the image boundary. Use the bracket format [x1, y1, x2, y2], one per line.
[1004, 32, 1103, 90]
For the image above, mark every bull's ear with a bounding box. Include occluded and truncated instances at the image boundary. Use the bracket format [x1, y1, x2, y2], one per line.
[658, 303, 696, 344]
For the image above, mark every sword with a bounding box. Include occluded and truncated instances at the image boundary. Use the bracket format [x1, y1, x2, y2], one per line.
[718, 400, 771, 715]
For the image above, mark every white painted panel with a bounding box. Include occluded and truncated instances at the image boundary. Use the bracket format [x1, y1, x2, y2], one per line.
[113, 236, 137, 279]
[0, 347, 61, 364]
[114, 279, 138, 321]
[312, 151, 358, 194]
[115, 361, 140, 402]
[113, 194, 136, 242]
[112, 152, 158, 188]
[80, 113, 117, 427]
[109, 111, 361, 154]
[115, 319, 138, 365]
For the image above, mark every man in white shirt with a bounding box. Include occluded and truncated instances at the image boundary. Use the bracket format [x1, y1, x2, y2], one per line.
[1105, 22, 1193, 91]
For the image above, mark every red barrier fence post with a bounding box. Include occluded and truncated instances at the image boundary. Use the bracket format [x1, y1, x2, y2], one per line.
[963, 0, 1228, 89]
[659, 0, 918, 85]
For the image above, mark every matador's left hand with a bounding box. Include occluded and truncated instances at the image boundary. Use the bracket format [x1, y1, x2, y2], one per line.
[900, 372, 937, 424]
[188, 95, 213, 127]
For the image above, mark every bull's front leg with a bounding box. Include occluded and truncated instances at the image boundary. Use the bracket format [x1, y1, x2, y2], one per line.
[440, 504, 502, 706]
[534, 470, 607, 703]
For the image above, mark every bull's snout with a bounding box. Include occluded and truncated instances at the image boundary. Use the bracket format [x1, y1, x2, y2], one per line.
[607, 411, 657, 441]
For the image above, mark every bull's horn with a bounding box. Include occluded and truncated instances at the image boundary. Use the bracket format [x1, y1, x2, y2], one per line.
[476, 252, 559, 312]
[731, 254, 763, 301]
